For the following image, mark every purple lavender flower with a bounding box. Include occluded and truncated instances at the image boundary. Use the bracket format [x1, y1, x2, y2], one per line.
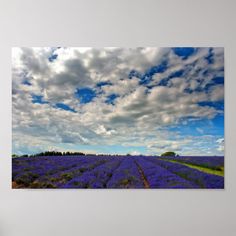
[136, 157, 198, 188]
[147, 158, 224, 189]
[106, 157, 144, 188]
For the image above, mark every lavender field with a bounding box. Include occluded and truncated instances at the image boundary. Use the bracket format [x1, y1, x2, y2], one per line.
[12, 156, 224, 189]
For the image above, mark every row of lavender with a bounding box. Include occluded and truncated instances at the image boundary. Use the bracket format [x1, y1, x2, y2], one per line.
[12, 155, 224, 189]
[158, 156, 224, 170]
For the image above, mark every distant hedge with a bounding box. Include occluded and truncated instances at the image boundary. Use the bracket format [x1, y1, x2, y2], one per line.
[32, 151, 86, 157]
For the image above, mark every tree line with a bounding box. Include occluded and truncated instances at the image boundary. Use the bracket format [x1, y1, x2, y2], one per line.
[12, 151, 178, 158]
[12, 151, 87, 158]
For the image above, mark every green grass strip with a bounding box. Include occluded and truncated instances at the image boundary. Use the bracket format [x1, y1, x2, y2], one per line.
[160, 159, 224, 177]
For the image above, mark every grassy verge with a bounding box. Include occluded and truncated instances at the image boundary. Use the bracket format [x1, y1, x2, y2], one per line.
[160, 159, 224, 177]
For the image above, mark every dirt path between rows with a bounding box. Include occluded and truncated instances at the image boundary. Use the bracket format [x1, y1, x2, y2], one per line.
[134, 161, 150, 188]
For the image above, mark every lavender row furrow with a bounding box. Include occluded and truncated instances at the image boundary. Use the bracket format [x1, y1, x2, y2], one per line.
[158, 156, 224, 170]
[136, 157, 198, 188]
[62, 159, 122, 188]
[146, 157, 224, 189]
[106, 157, 144, 188]
[12, 156, 110, 188]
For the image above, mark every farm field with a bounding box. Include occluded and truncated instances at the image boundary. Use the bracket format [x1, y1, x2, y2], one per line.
[12, 155, 224, 189]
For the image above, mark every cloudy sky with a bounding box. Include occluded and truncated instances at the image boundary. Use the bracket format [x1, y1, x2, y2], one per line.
[12, 47, 224, 156]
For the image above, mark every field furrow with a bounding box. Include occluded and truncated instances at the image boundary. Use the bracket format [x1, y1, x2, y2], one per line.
[145, 157, 224, 189]
[136, 157, 198, 188]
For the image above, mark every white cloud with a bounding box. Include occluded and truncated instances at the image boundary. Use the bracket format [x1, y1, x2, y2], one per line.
[12, 47, 224, 155]
[216, 138, 224, 152]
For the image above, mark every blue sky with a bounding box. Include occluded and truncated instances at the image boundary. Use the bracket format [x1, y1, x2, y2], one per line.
[12, 47, 224, 156]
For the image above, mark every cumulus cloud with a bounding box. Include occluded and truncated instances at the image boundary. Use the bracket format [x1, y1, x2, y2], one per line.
[12, 47, 224, 155]
[216, 138, 224, 152]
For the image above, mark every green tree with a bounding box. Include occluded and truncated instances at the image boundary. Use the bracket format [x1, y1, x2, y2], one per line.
[161, 151, 177, 157]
